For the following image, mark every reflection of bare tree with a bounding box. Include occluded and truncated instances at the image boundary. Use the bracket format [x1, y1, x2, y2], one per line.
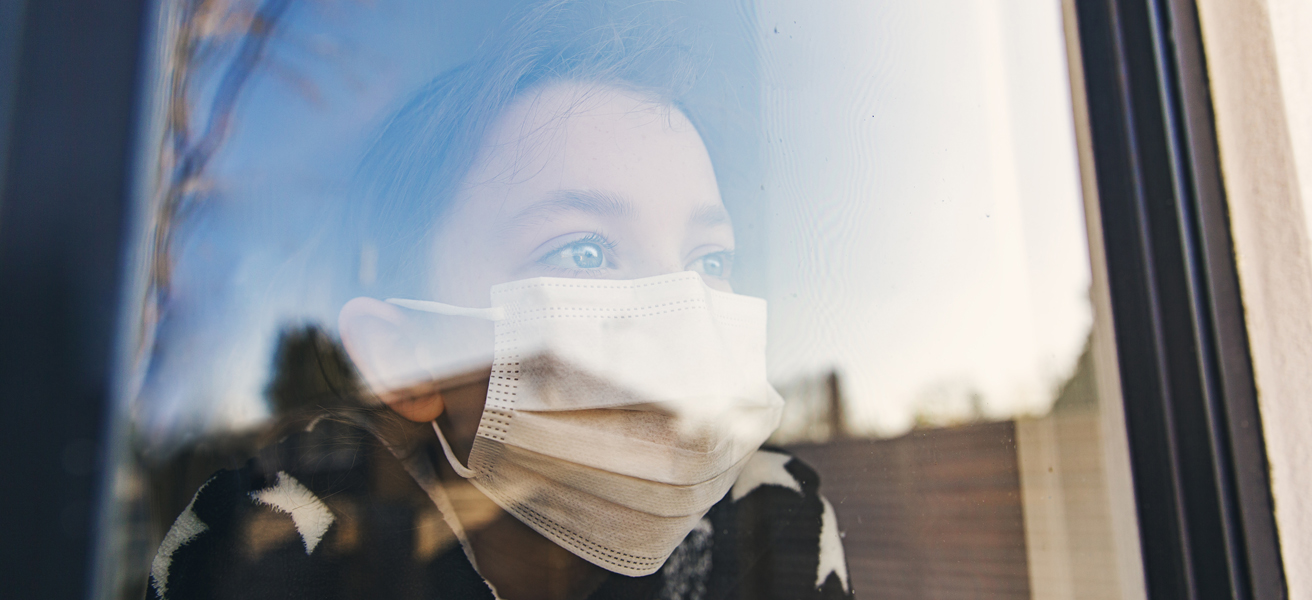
[150, 0, 293, 303]
[119, 7, 297, 599]
[139, 0, 364, 375]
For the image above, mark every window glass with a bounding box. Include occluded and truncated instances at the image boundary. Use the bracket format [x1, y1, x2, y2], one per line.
[100, 1, 1148, 599]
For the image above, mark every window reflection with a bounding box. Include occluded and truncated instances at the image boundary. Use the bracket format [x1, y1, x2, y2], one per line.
[103, 1, 1146, 599]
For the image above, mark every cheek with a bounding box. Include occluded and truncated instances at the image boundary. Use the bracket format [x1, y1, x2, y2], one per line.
[703, 276, 733, 293]
[428, 226, 481, 305]
[428, 229, 523, 307]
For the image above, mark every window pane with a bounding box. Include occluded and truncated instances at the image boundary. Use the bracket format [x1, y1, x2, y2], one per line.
[99, 1, 1147, 599]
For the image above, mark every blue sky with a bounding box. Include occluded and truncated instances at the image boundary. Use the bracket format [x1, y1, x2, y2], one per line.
[134, 0, 1091, 445]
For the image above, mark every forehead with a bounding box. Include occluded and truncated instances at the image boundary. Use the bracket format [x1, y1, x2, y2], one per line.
[456, 82, 722, 215]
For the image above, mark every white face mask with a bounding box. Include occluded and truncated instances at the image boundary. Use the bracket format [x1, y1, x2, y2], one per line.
[387, 271, 784, 576]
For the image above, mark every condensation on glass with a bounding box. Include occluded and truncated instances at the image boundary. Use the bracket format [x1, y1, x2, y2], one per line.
[96, 1, 1148, 599]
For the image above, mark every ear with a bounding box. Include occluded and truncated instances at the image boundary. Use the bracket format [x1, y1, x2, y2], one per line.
[338, 297, 445, 422]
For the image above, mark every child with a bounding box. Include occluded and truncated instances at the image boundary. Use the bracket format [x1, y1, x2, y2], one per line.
[148, 2, 852, 599]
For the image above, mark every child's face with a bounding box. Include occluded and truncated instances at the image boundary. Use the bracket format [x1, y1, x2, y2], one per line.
[428, 82, 734, 306]
[338, 82, 735, 415]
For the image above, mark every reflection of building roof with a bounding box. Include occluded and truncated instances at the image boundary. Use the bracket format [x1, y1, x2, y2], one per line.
[780, 333, 1123, 600]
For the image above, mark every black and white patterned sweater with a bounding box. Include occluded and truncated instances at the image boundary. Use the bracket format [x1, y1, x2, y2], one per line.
[147, 418, 854, 600]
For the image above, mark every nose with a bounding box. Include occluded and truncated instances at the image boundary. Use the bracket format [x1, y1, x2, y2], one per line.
[628, 255, 685, 280]
[624, 250, 732, 291]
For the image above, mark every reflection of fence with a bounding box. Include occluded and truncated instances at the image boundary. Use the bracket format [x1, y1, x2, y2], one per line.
[787, 421, 1030, 600]
[784, 337, 1138, 600]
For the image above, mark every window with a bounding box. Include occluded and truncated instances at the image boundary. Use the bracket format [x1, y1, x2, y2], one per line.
[0, 0, 1286, 598]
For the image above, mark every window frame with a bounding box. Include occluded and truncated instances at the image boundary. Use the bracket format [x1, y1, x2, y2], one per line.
[1071, 0, 1286, 597]
[0, 0, 1288, 597]
[0, 0, 149, 597]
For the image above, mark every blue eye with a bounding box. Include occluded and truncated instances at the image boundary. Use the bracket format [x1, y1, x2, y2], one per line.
[571, 242, 603, 268]
[539, 237, 611, 270]
[689, 251, 733, 278]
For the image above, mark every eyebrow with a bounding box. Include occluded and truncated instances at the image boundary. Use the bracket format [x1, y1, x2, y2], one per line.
[689, 202, 732, 228]
[503, 189, 732, 230]
[503, 190, 634, 230]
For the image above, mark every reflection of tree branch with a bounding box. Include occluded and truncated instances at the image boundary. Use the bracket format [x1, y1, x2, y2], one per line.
[151, 0, 294, 301]
[184, 0, 293, 177]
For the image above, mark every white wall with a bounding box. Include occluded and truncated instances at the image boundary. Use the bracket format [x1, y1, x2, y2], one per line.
[1196, 0, 1312, 595]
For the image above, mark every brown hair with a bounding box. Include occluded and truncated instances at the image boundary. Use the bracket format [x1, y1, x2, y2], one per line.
[341, 0, 706, 302]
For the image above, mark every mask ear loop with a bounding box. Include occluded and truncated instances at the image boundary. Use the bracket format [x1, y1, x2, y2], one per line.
[386, 298, 506, 321]
[384, 297, 504, 480]
[432, 421, 477, 479]
[385, 296, 503, 480]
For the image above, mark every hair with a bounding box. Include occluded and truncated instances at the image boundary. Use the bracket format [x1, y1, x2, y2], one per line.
[308, 0, 710, 456]
[342, 0, 707, 301]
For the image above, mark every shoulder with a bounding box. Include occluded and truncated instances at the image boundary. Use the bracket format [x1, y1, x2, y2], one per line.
[147, 418, 469, 600]
[710, 448, 854, 599]
[730, 446, 821, 502]
[146, 421, 358, 600]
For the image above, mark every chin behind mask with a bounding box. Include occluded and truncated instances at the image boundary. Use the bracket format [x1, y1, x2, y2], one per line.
[386, 271, 784, 576]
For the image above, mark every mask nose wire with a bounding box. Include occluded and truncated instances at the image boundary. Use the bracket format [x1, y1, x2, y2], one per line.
[385, 298, 507, 321]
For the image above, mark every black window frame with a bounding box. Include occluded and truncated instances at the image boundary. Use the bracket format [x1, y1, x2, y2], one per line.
[1073, 0, 1286, 597]
[0, 0, 1288, 598]
[0, 0, 149, 598]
